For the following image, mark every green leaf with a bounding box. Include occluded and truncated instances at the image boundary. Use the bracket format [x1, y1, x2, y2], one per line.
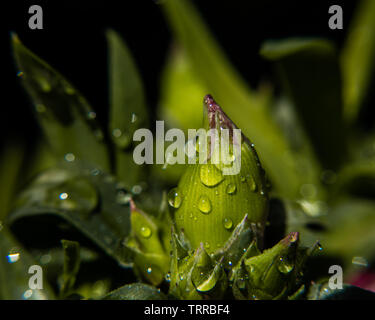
[308, 282, 375, 300]
[60, 239, 80, 297]
[341, 0, 375, 123]
[12, 34, 110, 171]
[102, 283, 167, 300]
[0, 140, 25, 220]
[320, 199, 375, 266]
[7, 162, 132, 267]
[107, 29, 149, 189]
[0, 226, 55, 299]
[261, 38, 346, 170]
[161, 0, 320, 199]
[159, 46, 208, 132]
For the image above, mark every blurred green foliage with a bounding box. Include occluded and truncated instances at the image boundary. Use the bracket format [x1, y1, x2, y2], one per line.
[1, 0, 375, 300]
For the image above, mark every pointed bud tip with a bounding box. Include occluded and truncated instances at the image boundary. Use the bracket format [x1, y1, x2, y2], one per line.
[129, 198, 137, 212]
[281, 232, 299, 247]
[203, 94, 218, 112]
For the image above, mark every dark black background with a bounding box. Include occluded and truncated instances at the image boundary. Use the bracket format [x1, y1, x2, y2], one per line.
[1, 1, 361, 153]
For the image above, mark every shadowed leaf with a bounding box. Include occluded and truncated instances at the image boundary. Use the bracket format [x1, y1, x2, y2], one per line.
[107, 29, 149, 189]
[102, 283, 167, 300]
[12, 34, 110, 171]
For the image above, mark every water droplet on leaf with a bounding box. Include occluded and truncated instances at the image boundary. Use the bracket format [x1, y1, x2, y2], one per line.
[47, 178, 98, 215]
[64, 153, 75, 162]
[112, 128, 131, 149]
[277, 257, 294, 274]
[140, 226, 152, 239]
[131, 113, 137, 123]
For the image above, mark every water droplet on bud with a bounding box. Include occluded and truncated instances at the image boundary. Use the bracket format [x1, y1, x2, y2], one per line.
[226, 183, 236, 195]
[167, 188, 183, 208]
[223, 217, 233, 230]
[198, 195, 212, 214]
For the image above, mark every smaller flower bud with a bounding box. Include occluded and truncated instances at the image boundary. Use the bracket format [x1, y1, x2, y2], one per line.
[232, 232, 306, 299]
[122, 199, 169, 285]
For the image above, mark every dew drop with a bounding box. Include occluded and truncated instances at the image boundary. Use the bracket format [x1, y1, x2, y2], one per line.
[87, 111, 97, 120]
[17, 71, 24, 78]
[7, 252, 20, 263]
[165, 272, 171, 283]
[247, 175, 257, 192]
[223, 217, 233, 230]
[147, 267, 152, 274]
[198, 195, 212, 214]
[112, 128, 131, 149]
[352, 256, 368, 267]
[59, 192, 68, 200]
[277, 257, 294, 274]
[199, 165, 224, 187]
[91, 168, 101, 176]
[140, 226, 152, 239]
[167, 188, 183, 209]
[131, 113, 138, 123]
[7, 248, 21, 263]
[23, 289, 33, 300]
[131, 185, 142, 195]
[226, 183, 236, 195]
[48, 179, 98, 214]
[64, 153, 75, 162]
[35, 104, 46, 113]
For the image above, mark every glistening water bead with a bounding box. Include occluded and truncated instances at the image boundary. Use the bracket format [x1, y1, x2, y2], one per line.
[277, 257, 294, 274]
[226, 183, 236, 195]
[198, 195, 212, 214]
[199, 165, 224, 187]
[140, 226, 152, 239]
[168, 188, 183, 209]
[223, 217, 233, 230]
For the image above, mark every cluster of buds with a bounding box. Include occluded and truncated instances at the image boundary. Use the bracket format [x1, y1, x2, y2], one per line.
[123, 95, 314, 299]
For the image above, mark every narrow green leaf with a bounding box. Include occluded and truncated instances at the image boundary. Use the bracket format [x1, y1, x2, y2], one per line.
[0, 226, 55, 299]
[321, 199, 375, 266]
[0, 140, 25, 220]
[60, 239, 80, 297]
[308, 282, 375, 300]
[261, 38, 346, 170]
[162, 0, 320, 199]
[341, 0, 375, 123]
[12, 34, 110, 171]
[107, 29, 148, 189]
[159, 46, 208, 132]
[7, 162, 132, 267]
[102, 283, 167, 300]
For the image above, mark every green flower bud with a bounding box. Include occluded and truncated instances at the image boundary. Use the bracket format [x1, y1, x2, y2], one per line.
[232, 232, 306, 299]
[122, 199, 169, 286]
[168, 227, 228, 300]
[170, 95, 268, 253]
